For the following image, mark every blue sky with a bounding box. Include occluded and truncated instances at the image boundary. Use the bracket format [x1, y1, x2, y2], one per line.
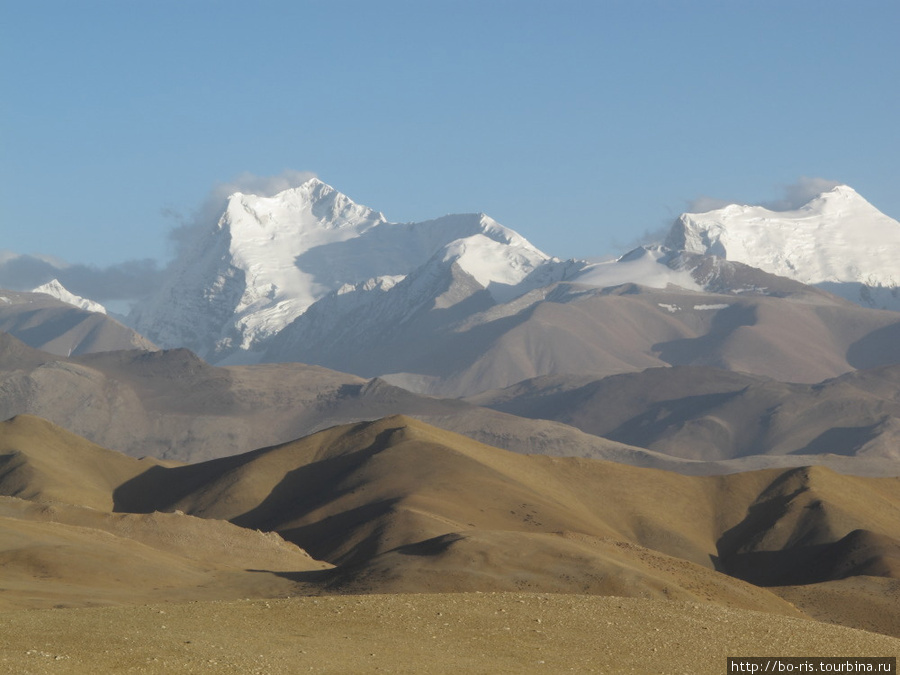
[2, 0, 898, 275]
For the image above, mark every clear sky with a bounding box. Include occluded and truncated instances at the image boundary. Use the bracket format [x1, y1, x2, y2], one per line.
[2, 0, 898, 278]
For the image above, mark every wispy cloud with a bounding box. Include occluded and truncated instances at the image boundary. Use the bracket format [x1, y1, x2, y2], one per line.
[761, 176, 842, 211]
[1, 170, 319, 306]
[685, 176, 843, 214]
[166, 169, 318, 254]
[0, 253, 164, 302]
[685, 196, 737, 213]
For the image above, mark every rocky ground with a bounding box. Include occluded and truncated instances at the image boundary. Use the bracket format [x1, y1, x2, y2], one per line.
[2, 593, 898, 674]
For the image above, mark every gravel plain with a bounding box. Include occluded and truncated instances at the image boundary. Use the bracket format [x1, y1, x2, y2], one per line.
[2, 592, 898, 675]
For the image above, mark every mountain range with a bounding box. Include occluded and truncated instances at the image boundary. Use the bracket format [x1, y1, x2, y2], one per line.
[111, 179, 898, 390]
[127, 179, 570, 364]
[3, 179, 900, 669]
[1, 179, 898, 473]
[667, 185, 900, 310]
[5, 178, 899, 399]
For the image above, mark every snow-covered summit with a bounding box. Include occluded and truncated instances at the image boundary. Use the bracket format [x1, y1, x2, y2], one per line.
[665, 185, 900, 296]
[559, 185, 900, 309]
[32, 279, 107, 314]
[439, 215, 554, 302]
[129, 178, 556, 361]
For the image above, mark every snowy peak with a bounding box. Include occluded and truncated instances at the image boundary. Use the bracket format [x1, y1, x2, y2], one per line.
[438, 216, 552, 301]
[665, 185, 900, 304]
[129, 179, 561, 361]
[32, 279, 107, 314]
[802, 184, 865, 211]
[226, 178, 386, 237]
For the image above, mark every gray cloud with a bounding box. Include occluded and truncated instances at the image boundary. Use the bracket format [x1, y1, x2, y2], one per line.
[0, 253, 164, 302]
[761, 176, 842, 211]
[685, 176, 843, 215]
[57, 259, 165, 301]
[685, 196, 737, 213]
[0, 253, 63, 291]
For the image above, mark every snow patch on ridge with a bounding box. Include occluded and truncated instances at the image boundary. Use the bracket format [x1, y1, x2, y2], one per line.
[32, 279, 107, 314]
[573, 246, 702, 292]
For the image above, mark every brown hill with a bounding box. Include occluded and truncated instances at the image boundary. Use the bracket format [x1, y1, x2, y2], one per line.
[0, 334, 675, 469]
[0, 496, 329, 610]
[3, 414, 900, 639]
[107, 417, 900, 624]
[371, 282, 900, 397]
[0, 415, 789, 617]
[0, 414, 166, 510]
[0, 416, 329, 610]
[5, 322, 900, 479]
[470, 364, 900, 468]
[4, 332, 898, 476]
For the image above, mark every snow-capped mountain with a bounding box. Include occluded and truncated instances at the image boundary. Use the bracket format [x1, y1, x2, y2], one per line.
[664, 185, 900, 309]
[127, 178, 900, 375]
[32, 279, 107, 314]
[129, 178, 558, 362]
[5, 178, 897, 398]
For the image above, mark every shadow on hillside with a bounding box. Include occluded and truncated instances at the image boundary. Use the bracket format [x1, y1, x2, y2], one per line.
[790, 424, 882, 457]
[653, 303, 757, 367]
[847, 321, 900, 370]
[114, 425, 411, 570]
[111, 450, 259, 513]
[247, 568, 337, 584]
[604, 390, 744, 457]
[716, 469, 900, 586]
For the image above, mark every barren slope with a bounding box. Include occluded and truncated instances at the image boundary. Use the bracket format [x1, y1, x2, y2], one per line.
[0, 496, 329, 610]
[3, 594, 899, 675]
[471, 364, 900, 466]
[3, 414, 900, 639]
[376, 282, 900, 396]
[106, 416, 900, 623]
[0, 334, 667, 467]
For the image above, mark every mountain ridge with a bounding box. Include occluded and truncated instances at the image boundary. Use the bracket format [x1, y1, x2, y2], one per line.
[5, 179, 899, 397]
[121, 179, 899, 390]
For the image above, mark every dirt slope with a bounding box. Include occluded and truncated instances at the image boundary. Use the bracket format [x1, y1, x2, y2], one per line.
[471, 364, 900, 465]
